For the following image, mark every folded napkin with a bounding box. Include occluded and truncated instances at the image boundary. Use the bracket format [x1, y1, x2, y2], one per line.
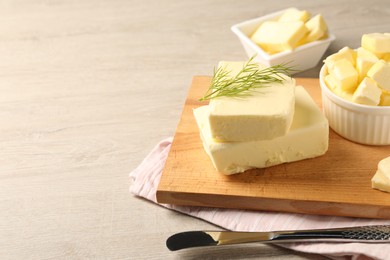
[130, 137, 390, 260]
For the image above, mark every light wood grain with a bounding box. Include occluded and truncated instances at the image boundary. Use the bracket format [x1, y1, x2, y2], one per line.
[0, 0, 389, 259]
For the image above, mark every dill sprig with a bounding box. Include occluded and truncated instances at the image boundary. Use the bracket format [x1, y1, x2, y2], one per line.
[199, 56, 295, 101]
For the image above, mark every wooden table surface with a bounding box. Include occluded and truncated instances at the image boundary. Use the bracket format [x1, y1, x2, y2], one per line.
[0, 0, 388, 259]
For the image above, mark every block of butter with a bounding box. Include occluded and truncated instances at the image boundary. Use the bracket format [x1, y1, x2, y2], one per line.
[371, 156, 390, 193]
[208, 61, 295, 142]
[194, 86, 329, 175]
[251, 21, 308, 54]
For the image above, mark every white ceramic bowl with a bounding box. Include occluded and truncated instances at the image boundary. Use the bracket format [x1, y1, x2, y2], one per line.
[231, 9, 336, 74]
[320, 64, 390, 145]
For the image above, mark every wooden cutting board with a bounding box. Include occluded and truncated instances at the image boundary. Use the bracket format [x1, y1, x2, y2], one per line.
[156, 76, 390, 219]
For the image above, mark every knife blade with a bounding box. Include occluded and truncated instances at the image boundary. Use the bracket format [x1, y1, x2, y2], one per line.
[166, 225, 390, 251]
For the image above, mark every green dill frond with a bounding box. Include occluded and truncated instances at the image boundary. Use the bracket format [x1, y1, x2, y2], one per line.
[199, 56, 296, 101]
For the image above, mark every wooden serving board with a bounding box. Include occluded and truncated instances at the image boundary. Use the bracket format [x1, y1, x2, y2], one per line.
[156, 76, 390, 219]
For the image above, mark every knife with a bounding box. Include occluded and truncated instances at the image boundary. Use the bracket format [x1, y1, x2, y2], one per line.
[166, 225, 390, 251]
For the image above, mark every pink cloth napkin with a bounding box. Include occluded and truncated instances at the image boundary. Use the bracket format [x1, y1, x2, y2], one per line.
[130, 137, 390, 260]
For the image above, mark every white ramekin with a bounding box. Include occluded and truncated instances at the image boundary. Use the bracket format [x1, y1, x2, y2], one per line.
[319, 64, 390, 145]
[231, 8, 335, 74]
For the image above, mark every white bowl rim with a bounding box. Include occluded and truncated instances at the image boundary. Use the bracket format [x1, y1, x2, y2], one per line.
[230, 9, 336, 61]
[320, 64, 390, 114]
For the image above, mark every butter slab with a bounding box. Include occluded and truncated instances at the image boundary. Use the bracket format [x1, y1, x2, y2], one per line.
[194, 86, 329, 175]
[208, 61, 295, 142]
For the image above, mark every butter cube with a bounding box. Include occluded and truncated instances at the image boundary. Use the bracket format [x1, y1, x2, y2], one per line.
[324, 74, 353, 101]
[362, 33, 390, 58]
[352, 77, 381, 106]
[251, 21, 308, 54]
[382, 53, 390, 62]
[329, 59, 358, 92]
[302, 14, 328, 43]
[324, 74, 338, 90]
[324, 47, 356, 70]
[367, 60, 390, 92]
[278, 8, 310, 22]
[372, 156, 390, 193]
[380, 90, 390, 106]
[356, 47, 379, 82]
[208, 61, 295, 142]
[194, 86, 329, 175]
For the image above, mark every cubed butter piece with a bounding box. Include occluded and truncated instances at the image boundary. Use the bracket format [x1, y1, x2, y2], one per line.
[194, 86, 329, 175]
[352, 77, 381, 106]
[356, 47, 379, 82]
[278, 8, 310, 22]
[324, 73, 353, 101]
[302, 14, 328, 43]
[380, 90, 390, 106]
[362, 33, 390, 56]
[371, 156, 390, 193]
[382, 53, 390, 62]
[251, 21, 308, 54]
[324, 47, 356, 69]
[324, 74, 338, 90]
[367, 60, 390, 92]
[209, 61, 295, 142]
[329, 59, 358, 92]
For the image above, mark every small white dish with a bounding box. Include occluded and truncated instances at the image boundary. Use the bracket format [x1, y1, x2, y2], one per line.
[231, 9, 336, 73]
[320, 64, 390, 145]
